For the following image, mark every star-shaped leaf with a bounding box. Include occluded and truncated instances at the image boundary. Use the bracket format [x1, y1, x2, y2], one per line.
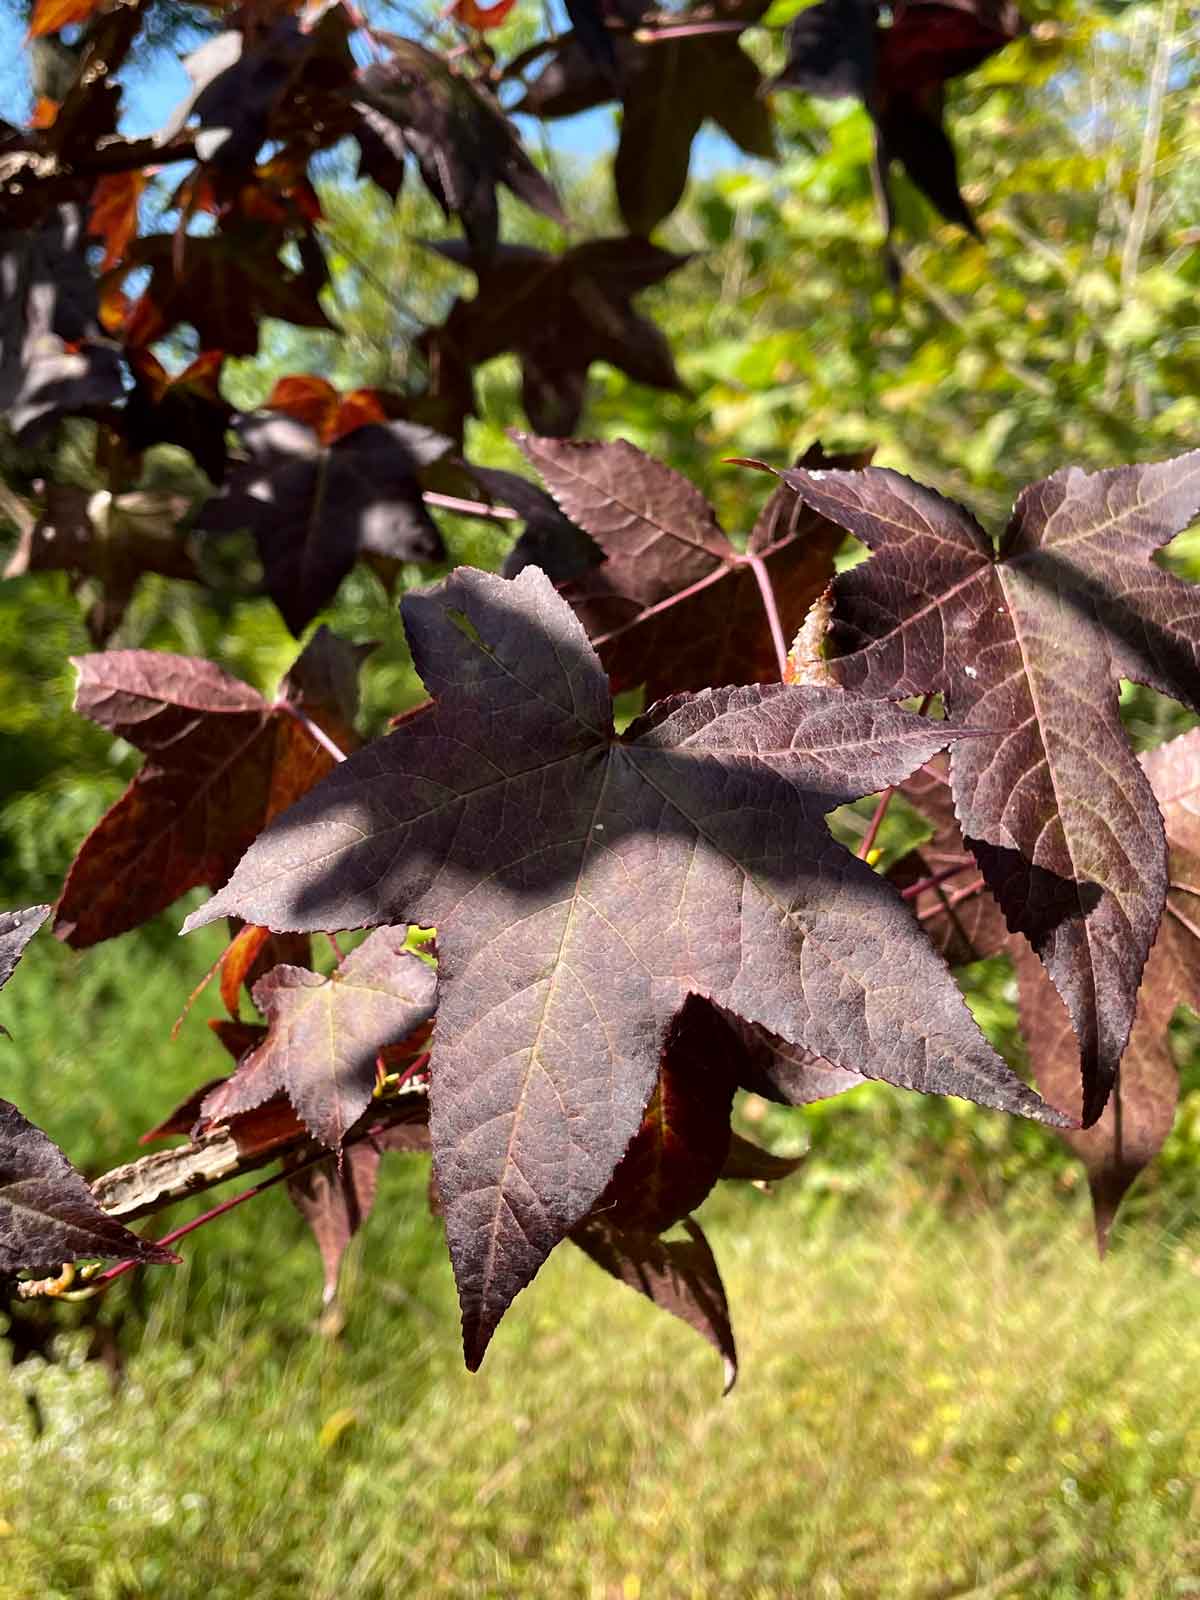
[778, 453, 1200, 1124]
[0, 203, 123, 439]
[767, 0, 1024, 241]
[463, 464, 603, 586]
[195, 413, 448, 634]
[0, 1098, 177, 1279]
[521, 0, 775, 235]
[197, 928, 437, 1151]
[122, 351, 233, 486]
[354, 40, 563, 260]
[519, 435, 868, 700]
[183, 564, 1062, 1367]
[421, 238, 687, 438]
[55, 628, 365, 948]
[895, 733, 1200, 1250]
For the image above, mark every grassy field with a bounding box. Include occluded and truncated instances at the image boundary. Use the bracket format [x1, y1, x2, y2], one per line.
[4, 928, 1200, 1599]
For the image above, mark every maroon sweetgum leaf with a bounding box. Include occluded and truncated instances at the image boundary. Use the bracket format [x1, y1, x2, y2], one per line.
[198, 928, 437, 1151]
[184, 564, 1063, 1368]
[196, 413, 448, 634]
[157, 14, 354, 173]
[288, 1117, 431, 1306]
[720, 1133, 806, 1183]
[421, 239, 687, 439]
[5, 484, 197, 646]
[519, 435, 867, 701]
[894, 734, 1200, 1248]
[0, 906, 51, 996]
[571, 1215, 737, 1392]
[0, 1099, 177, 1278]
[462, 464, 603, 586]
[590, 994, 737, 1235]
[778, 453, 1200, 1124]
[353, 41, 563, 260]
[122, 350, 233, 488]
[521, 0, 774, 236]
[767, 0, 1023, 242]
[55, 628, 365, 947]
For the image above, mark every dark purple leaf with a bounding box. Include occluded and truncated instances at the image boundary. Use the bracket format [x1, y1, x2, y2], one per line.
[421, 239, 687, 438]
[571, 1215, 737, 1392]
[354, 41, 563, 260]
[522, 0, 774, 236]
[199, 928, 437, 1150]
[519, 435, 864, 700]
[196, 414, 448, 634]
[720, 1132, 806, 1183]
[0, 1099, 177, 1278]
[463, 464, 603, 585]
[184, 565, 1063, 1366]
[779, 453, 1200, 1123]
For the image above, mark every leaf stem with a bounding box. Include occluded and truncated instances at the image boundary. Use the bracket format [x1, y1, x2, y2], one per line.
[898, 860, 975, 902]
[858, 694, 934, 861]
[745, 554, 789, 681]
[916, 876, 985, 922]
[423, 490, 519, 521]
[278, 703, 348, 764]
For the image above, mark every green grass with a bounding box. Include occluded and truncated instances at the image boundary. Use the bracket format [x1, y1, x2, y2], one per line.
[4, 932, 1200, 1598]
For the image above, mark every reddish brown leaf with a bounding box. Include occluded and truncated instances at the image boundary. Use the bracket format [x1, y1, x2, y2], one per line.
[218, 926, 311, 1020]
[591, 995, 737, 1234]
[87, 171, 147, 272]
[571, 1216, 737, 1392]
[287, 1144, 381, 1306]
[55, 629, 365, 947]
[780, 453, 1200, 1123]
[422, 239, 687, 439]
[451, 0, 518, 26]
[519, 435, 866, 701]
[265, 375, 391, 445]
[0, 1099, 177, 1277]
[185, 564, 1062, 1367]
[138, 1079, 229, 1145]
[28, 0, 100, 38]
[199, 928, 438, 1150]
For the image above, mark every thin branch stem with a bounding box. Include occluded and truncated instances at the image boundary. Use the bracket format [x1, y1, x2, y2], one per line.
[87, 1155, 320, 1291]
[423, 489, 519, 521]
[898, 860, 975, 902]
[278, 703, 348, 765]
[745, 554, 789, 681]
[916, 876, 985, 921]
[858, 694, 933, 860]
